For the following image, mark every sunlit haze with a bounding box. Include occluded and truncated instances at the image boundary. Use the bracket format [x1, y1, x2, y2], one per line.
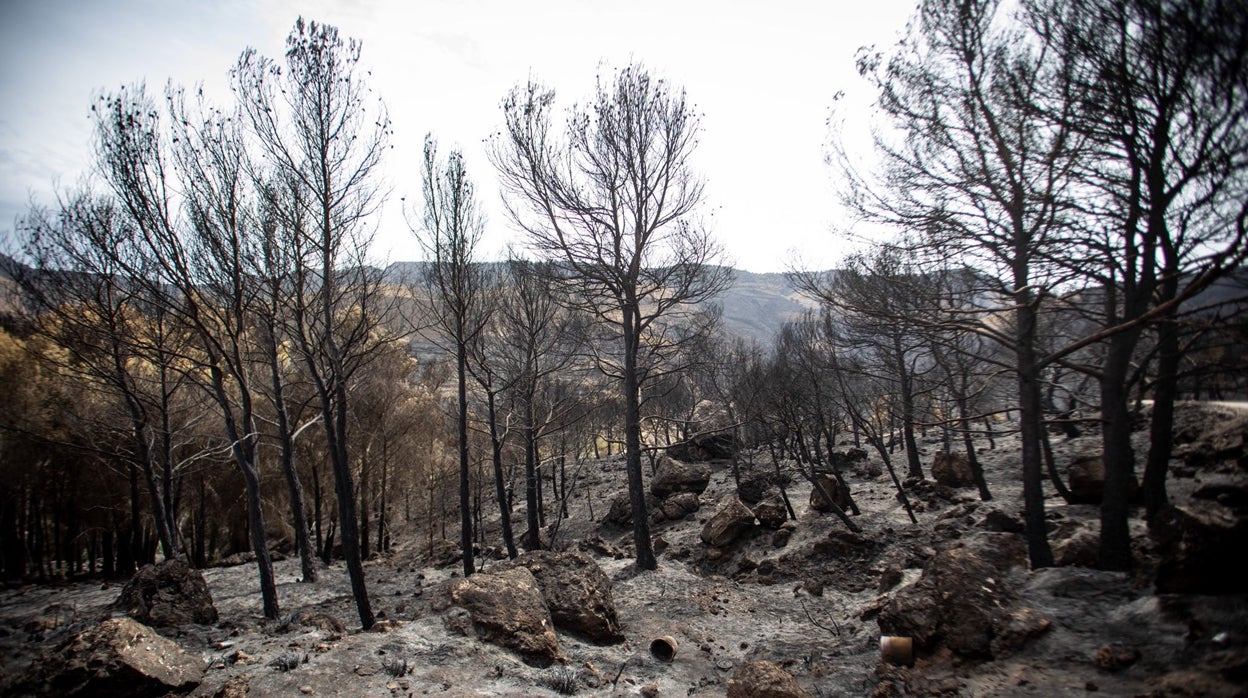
[0, 0, 916, 272]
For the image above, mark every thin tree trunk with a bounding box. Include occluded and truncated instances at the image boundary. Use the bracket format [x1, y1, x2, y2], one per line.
[624, 303, 657, 570]
[487, 390, 517, 558]
[1099, 331, 1141, 571]
[456, 343, 474, 576]
[1143, 309, 1180, 520]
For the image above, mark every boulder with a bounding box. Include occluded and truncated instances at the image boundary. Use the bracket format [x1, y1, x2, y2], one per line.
[878, 542, 1020, 658]
[658, 492, 700, 522]
[435, 566, 561, 667]
[1152, 500, 1248, 594]
[991, 607, 1053, 656]
[931, 451, 975, 488]
[808, 474, 852, 513]
[700, 497, 757, 547]
[737, 475, 772, 505]
[650, 456, 712, 498]
[1052, 525, 1100, 568]
[726, 660, 812, 698]
[666, 433, 735, 462]
[1068, 454, 1139, 504]
[112, 558, 218, 627]
[981, 509, 1025, 534]
[425, 537, 462, 568]
[209, 675, 251, 698]
[604, 492, 634, 527]
[772, 528, 793, 548]
[752, 497, 789, 530]
[20, 617, 204, 697]
[812, 528, 876, 558]
[497, 550, 624, 644]
[603, 492, 659, 527]
[830, 447, 868, 469]
[1094, 643, 1141, 672]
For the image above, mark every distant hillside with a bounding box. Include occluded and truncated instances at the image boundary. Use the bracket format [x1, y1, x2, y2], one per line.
[716, 270, 819, 345]
[384, 262, 816, 346]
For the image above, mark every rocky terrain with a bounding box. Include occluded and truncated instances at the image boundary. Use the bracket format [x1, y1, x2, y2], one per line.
[0, 402, 1245, 697]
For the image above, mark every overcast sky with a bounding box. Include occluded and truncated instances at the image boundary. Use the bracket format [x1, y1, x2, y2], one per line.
[0, 0, 915, 272]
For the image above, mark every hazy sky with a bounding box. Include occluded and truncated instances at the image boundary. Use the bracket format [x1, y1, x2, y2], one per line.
[0, 0, 916, 272]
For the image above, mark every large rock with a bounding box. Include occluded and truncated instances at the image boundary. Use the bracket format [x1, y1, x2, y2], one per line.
[604, 492, 633, 527]
[435, 566, 561, 666]
[737, 475, 772, 504]
[603, 492, 659, 527]
[20, 617, 204, 697]
[808, 474, 852, 513]
[1152, 500, 1248, 594]
[1067, 454, 1139, 504]
[726, 660, 812, 698]
[931, 451, 975, 488]
[497, 550, 624, 644]
[829, 447, 868, 469]
[650, 456, 712, 498]
[112, 558, 218, 627]
[753, 497, 789, 530]
[666, 433, 735, 462]
[657, 492, 700, 522]
[700, 497, 757, 547]
[878, 539, 1022, 658]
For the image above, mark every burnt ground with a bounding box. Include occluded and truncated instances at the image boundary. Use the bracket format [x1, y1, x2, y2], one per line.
[1, 402, 1246, 697]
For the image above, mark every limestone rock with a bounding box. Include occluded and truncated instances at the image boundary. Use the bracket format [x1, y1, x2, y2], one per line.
[1068, 454, 1139, 504]
[981, 509, 1024, 534]
[1152, 500, 1248, 594]
[878, 542, 1020, 658]
[604, 492, 633, 527]
[700, 497, 757, 547]
[752, 497, 789, 530]
[830, 447, 868, 469]
[437, 566, 561, 667]
[112, 558, 218, 627]
[726, 660, 812, 698]
[21, 617, 204, 697]
[658, 492, 700, 522]
[650, 456, 712, 498]
[991, 607, 1053, 655]
[808, 474, 852, 513]
[603, 492, 659, 527]
[666, 433, 734, 462]
[931, 451, 975, 488]
[497, 550, 623, 644]
[1053, 525, 1099, 568]
[1094, 643, 1140, 672]
[737, 475, 772, 504]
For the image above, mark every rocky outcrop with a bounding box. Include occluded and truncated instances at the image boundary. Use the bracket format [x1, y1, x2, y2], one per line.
[655, 492, 700, 522]
[931, 451, 974, 488]
[650, 456, 712, 498]
[700, 497, 757, 547]
[603, 492, 659, 527]
[112, 558, 218, 627]
[878, 536, 1027, 658]
[1152, 499, 1248, 594]
[20, 617, 204, 697]
[726, 660, 812, 698]
[737, 475, 772, 504]
[1068, 454, 1139, 504]
[808, 474, 852, 513]
[604, 493, 633, 527]
[434, 566, 561, 667]
[666, 433, 734, 462]
[752, 497, 789, 530]
[830, 447, 868, 469]
[497, 550, 624, 644]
